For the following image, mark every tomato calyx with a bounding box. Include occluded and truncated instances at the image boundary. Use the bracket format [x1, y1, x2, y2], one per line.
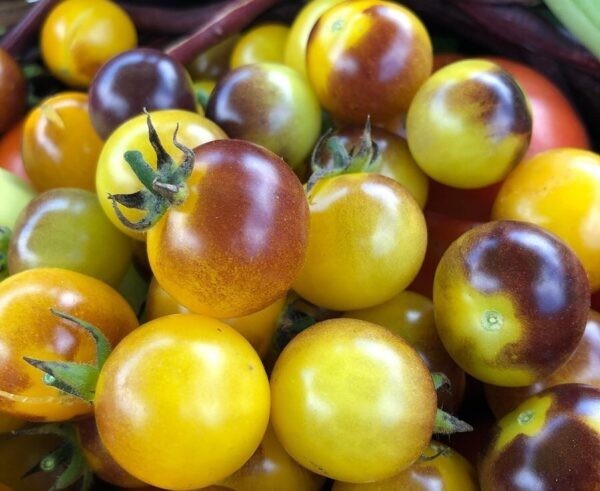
[11, 423, 93, 491]
[430, 371, 473, 435]
[108, 111, 195, 231]
[306, 117, 380, 193]
[23, 309, 112, 403]
[0, 226, 10, 280]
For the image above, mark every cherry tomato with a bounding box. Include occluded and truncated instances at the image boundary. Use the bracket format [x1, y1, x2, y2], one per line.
[144, 277, 285, 358]
[75, 417, 144, 488]
[270, 318, 437, 483]
[315, 125, 429, 207]
[22, 92, 103, 192]
[95, 314, 270, 490]
[484, 309, 600, 418]
[434, 220, 590, 386]
[0, 410, 26, 434]
[8, 188, 133, 286]
[40, 0, 137, 87]
[95, 109, 227, 240]
[206, 63, 321, 169]
[407, 59, 531, 188]
[0, 120, 29, 184]
[214, 425, 325, 491]
[230, 23, 289, 68]
[344, 290, 466, 411]
[492, 148, 600, 291]
[187, 35, 240, 81]
[88, 49, 198, 139]
[332, 441, 478, 491]
[479, 384, 600, 491]
[284, 0, 345, 79]
[0, 49, 26, 135]
[306, 0, 432, 124]
[146, 139, 309, 318]
[0, 268, 138, 421]
[0, 168, 35, 229]
[293, 173, 426, 311]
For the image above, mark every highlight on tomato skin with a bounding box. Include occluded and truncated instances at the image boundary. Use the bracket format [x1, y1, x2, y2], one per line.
[479, 384, 600, 491]
[434, 220, 590, 387]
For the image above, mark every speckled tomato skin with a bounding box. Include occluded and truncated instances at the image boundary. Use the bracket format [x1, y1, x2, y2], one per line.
[147, 139, 309, 319]
[434, 220, 590, 386]
[479, 384, 600, 491]
[306, 0, 432, 124]
[0, 268, 138, 421]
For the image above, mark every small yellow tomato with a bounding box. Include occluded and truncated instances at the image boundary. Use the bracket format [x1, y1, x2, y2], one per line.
[41, 0, 137, 87]
[230, 23, 289, 68]
[492, 148, 600, 291]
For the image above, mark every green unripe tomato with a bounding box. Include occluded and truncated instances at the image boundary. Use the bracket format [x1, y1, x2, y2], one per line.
[0, 168, 35, 229]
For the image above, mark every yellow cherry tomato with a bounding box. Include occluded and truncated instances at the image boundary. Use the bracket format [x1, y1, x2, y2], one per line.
[41, 0, 137, 87]
[230, 23, 290, 68]
[95, 109, 227, 240]
[95, 314, 271, 490]
[284, 0, 346, 78]
[270, 318, 437, 483]
[492, 148, 600, 291]
[144, 277, 285, 358]
[332, 441, 478, 491]
[22, 92, 103, 192]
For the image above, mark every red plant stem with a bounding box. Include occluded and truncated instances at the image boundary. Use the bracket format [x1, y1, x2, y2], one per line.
[119, 1, 227, 35]
[0, 0, 61, 58]
[164, 0, 284, 65]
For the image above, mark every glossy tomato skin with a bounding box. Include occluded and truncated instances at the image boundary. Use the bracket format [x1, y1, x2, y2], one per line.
[230, 23, 289, 68]
[0, 167, 36, 229]
[434, 220, 590, 387]
[0, 49, 26, 134]
[345, 291, 466, 411]
[0, 120, 29, 183]
[96, 109, 227, 240]
[22, 92, 103, 192]
[40, 0, 136, 88]
[95, 314, 271, 490]
[284, 0, 345, 79]
[217, 425, 325, 491]
[316, 125, 429, 207]
[144, 277, 285, 358]
[293, 173, 426, 311]
[147, 139, 309, 319]
[332, 441, 478, 491]
[206, 63, 321, 169]
[493, 148, 600, 292]
[75, 417, 145, 488]
[407, 59, 531, 189]
[8, 188, 132, 286]
[186, 34, 240, 81]
[307, 0, 432, 124]
[0, 268, 138, 421]
[89, 48, 197, 139]
[270, 318, 437, 483]
[484, 309, 600, 418]
[479, 384, 600, 491]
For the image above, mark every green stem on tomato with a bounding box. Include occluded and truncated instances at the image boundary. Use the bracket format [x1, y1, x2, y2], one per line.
[433, 408, 473, 435]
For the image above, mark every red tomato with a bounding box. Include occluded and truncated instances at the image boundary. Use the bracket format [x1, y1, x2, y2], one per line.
[0, 120, 29, 184]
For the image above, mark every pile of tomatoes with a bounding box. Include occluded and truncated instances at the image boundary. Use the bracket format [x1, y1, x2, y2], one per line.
[0, 0, 599, 490]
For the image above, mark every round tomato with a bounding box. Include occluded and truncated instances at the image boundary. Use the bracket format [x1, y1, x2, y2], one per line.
[230, 23, 289, 68]
[270, 318, 437, 483]
[0, 49, 26, 134]
[0, 268, 138, 421]
[434, 220, 590, 386]
[293, 173, 426, 311]
[306, 0, 432, 124]
[94, 314, 271, 490]
[40, 0, 137, 87]
[22, 92, 103, 192]
[0, 120, 29, 183]
[95, 109, 227, 240]
[492, 148, 600, 291]
[0, 167, 35, 229]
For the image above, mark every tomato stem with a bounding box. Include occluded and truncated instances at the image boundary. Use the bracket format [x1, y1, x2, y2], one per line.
[23, 309, 113, 403]
[431, 372, 452, 392]
[0, 226, 10, 281]
[433, 408, 473, 434]
[306, 117, 380, 193]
